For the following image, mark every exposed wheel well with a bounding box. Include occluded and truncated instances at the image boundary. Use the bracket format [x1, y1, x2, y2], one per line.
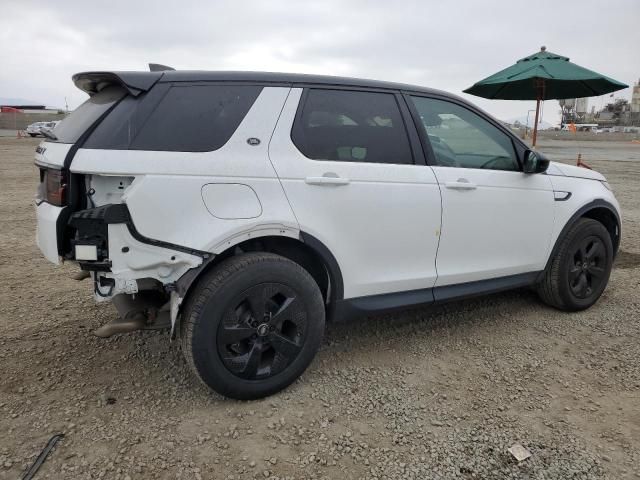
[581, 207, 620, 255]
[230, 236, 331, 300]
[179, 235, 340, 317]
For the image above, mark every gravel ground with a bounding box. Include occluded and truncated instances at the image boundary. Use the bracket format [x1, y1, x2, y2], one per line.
[1, 137, 639, 480]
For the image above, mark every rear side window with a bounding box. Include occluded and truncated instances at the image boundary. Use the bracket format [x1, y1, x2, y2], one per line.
[52, 86, 125, 143]
[85, 84, 262, 152]
[133, 85, 261, 152]
[292, 89, 413, 164]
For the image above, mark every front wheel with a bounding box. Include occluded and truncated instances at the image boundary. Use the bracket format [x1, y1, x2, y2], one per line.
[181, 253, 325, 400]
[537, 218, 613, 311]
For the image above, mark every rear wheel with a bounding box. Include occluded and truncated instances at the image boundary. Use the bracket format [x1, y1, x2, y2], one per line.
[181, 253, 325, 399]
[537, 218, 613, 311]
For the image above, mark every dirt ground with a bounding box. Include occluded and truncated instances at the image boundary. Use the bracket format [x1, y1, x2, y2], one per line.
[1, 137, 639, 480]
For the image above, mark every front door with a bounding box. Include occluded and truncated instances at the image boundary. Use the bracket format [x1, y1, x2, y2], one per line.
[407, 95, 555, 288]
[269, 88, 442, 299]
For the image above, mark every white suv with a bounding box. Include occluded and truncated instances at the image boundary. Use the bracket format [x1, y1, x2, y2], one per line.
[34, 71, 621, 399]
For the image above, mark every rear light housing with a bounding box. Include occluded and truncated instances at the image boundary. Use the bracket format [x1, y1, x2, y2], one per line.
[39, 168, 67, 206]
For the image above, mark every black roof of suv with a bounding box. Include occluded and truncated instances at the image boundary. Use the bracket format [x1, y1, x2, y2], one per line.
[72, 70, 457, 99]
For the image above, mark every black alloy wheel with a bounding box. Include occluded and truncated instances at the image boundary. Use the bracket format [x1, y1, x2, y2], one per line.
[181, 252, 325, 400]
[217, 283, 307, 380]
[568, 235, 607, 299]
[537, 217, 614, 311]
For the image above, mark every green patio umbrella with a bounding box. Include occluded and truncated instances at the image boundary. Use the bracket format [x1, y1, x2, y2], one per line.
[464, 46, 628, 147]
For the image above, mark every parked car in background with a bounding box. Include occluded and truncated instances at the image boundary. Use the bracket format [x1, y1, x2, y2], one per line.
[26, 122, 47, 136]
[26, 121, 60, 137]
[33, 70, 621, 399]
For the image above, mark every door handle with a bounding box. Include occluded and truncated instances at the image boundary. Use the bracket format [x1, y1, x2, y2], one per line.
[305, 174, 350, 186]
[445, 178, 477, 190]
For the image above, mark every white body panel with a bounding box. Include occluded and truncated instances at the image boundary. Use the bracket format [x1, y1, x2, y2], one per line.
[432, 167, 556, 286]
[546, 164, 620, 255]
[552, 162, 606, 181]
[70, 87, 299, 254]
[34, 141, 72, 168]
[269, 89, 442, 298]
[201, 183, 262, 219]
[87, 175, 134, 205]
[107, 224, 202, 282]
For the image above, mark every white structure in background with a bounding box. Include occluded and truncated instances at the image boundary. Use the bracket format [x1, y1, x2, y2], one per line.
[632, 78, 640, 113]
[560, 98, 589, 114]
[576, 97, 588, 114]
[559, 98, 575, 109]
[559, 98, 589, 125]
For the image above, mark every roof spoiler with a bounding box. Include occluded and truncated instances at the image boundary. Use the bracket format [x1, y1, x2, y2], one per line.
[72, 71, 163, 97]
[149, 63, 175, 72]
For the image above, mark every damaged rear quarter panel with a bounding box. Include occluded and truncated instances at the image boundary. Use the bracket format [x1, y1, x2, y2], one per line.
[69, 86, 299, 254]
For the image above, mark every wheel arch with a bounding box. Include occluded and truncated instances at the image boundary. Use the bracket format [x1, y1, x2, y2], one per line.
[541, 199, 620, 280]
[175, 232, 344, 326]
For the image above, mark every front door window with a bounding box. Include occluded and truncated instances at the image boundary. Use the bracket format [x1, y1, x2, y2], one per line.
[410, 96, 519, 171]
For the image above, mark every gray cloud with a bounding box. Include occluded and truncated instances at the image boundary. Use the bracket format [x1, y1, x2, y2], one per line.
[2, 0, 638, 124]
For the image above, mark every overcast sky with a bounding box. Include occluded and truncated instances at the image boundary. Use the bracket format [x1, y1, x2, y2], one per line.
[2, 0, 638, 125]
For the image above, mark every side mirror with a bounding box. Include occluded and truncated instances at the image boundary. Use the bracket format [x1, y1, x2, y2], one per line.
[523, 149, 550, 174]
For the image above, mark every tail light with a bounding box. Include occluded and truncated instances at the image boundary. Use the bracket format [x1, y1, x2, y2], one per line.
[40, 168, 67, 206]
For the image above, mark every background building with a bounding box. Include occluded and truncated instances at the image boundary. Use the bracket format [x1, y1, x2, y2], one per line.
[632, 78, 640, 113]
[0, 97, 65, 130]
[576, 97, 589, 115]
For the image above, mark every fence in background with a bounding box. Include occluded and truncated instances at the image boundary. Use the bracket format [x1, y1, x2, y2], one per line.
[0, 112, 67, 130]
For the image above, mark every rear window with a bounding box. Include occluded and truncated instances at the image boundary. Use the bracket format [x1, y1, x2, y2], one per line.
[84, 84, 262, 152]
[52, 86, 125, 143]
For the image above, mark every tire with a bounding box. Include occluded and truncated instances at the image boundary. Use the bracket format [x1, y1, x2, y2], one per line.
[181, 252, 325, 400]
[537, 218, 613, 311]
[29, 133, 36, 137]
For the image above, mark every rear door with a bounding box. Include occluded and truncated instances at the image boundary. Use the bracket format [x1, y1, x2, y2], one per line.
[269, 87, 442, 299]
[407, 95, 555, 288]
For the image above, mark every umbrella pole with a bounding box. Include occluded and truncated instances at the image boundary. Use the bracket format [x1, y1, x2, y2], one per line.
[532, 98, 541, 148]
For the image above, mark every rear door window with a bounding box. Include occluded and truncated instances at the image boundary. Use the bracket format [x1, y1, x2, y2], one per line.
[51, 86, 125, 144]
[291, 89, 414, 164]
